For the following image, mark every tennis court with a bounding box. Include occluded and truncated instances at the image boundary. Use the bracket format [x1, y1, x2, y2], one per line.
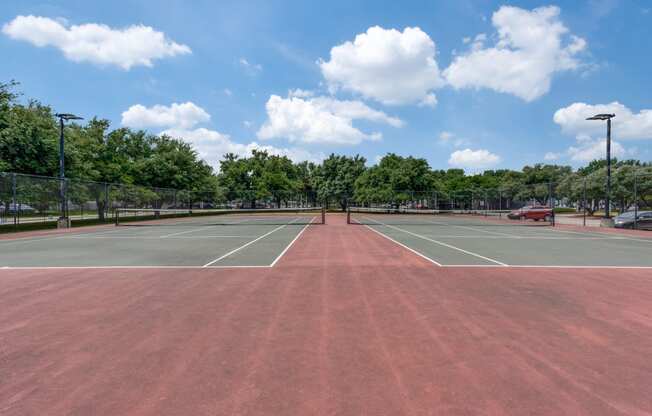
[1, 208, 650, 269]
[0, 208, 324, 268]
[348, 208, 652, 268]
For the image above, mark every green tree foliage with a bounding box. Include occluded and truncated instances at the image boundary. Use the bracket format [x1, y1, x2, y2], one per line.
[217, 150, 301, 208]
[313, 154, 366, 210]
[0, 88, 59, 175]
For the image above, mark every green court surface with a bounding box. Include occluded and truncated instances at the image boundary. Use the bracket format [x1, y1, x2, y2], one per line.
[359, 221, 652, 268]
[0, 221, 312, 268]
[1, 214, 651, 268]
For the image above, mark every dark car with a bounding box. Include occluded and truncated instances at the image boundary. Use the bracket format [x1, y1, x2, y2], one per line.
[614, 211, 652, 230]
[507, 205, 553, 222]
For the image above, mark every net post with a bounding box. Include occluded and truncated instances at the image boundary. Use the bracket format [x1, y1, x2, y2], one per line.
[346, 206, 351, 224]
[321, 206, 326, 224]
[115, 209, 120, 226]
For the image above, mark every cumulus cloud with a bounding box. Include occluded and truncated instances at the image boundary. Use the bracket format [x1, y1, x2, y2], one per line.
[552, 101, 652, 163]
[257, 94, 403, 145]
[444, 6, 586, 101]
[567, 138, 625, 162]
[162, 128, 323, 169]
[553, 102, 652, 140]
[2, 15, 190, 69]
[121, 101, 321, 169]
[121, 102, 210, 129]
[448, 148, 501, 169]
[319, 26, 444, 105]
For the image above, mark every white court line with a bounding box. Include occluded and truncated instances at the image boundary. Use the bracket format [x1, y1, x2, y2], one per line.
[0, 265, 271, 270]
[69, 235, 257, 239]
[424, 219, 519, 238]
[269, 218, 314, 267]
[439, 264, 652, 269]
[361, 216, 508, 266]
[400, 235, 629, 240]
[541, 226, 652, 243]
[159, 226, 215, 238]
[361, 223, 442, 266]
[202, 218, 300, 267]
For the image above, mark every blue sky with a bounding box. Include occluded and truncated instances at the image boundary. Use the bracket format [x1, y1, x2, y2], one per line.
[2, 0, 651, 172]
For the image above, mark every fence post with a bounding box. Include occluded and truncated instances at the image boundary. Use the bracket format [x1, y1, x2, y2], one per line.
[11, 173, 17, 227]
[634, 173, 638, 230]
[499, 190, 502, 218]
[549, 182, 555, 226]
[582, 179, 587, 227]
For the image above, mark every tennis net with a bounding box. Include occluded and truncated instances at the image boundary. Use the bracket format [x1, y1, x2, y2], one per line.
[115, 207, 325, 226]
[347, 207, 554, 226]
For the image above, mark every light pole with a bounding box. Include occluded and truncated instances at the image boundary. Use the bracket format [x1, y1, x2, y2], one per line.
[54, 113, 83, 226]
[586, 113, 615, 219]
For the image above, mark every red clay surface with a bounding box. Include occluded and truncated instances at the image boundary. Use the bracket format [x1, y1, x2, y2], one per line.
[1, 213, 651, 415]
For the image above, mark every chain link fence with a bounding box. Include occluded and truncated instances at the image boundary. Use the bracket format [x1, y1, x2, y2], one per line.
[0, 172, 319, 230]
[347, 169, 652, 230]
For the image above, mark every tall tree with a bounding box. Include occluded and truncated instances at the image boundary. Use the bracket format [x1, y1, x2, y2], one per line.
[314, 154, 366, 210]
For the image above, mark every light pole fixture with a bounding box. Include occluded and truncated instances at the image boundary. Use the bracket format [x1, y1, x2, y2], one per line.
[54, 113, 83, 224]
[586, 113, 615, 219]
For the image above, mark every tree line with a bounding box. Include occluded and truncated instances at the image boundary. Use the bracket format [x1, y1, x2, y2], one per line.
[2, 81, 651, 216]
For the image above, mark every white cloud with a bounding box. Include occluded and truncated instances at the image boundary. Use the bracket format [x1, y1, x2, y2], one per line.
[288, 88, 314, 98]
[243, 120, 253, 128]
[553, 102, 652, 140]
[567, 138, 625, 162]
[544, 152, 561, 161]
[448, 148, 501, 169]
[257, 94, 403, 145]
[419, 93, 438, 108]
[444, 6, 586, 101]
[121, 102, 210, 129]
[552, 101, 651, 163]
[223, 88, 233, 97]
[319, 26, 444, 105]
[238, 58, 262, 75]
[162, 128, 323, 169]
[2, 15, 190, 69]
[121, 101, 321, 170]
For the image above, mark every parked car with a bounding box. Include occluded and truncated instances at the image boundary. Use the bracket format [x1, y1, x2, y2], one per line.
[0, 203, 36, 214]
[507, 205, 553, 222]
[614, 211, 652, 230]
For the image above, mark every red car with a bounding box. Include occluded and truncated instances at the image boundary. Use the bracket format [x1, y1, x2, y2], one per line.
[507, 206, 553, 222]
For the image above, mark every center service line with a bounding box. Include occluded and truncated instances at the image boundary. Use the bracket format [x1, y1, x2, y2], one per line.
[202, 218, 301, 267]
